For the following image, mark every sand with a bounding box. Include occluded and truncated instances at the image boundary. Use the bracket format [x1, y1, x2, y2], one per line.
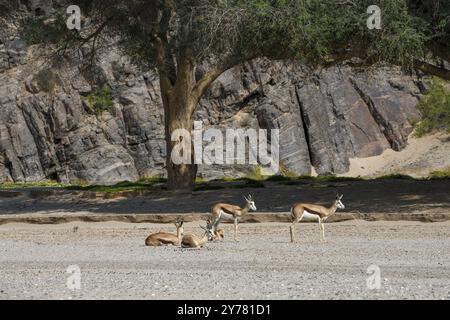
[0, 220, 449, 300]
[342, 133, 450, 178]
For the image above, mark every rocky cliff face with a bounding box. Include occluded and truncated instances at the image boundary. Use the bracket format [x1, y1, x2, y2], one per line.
[0, 32, 423, 184]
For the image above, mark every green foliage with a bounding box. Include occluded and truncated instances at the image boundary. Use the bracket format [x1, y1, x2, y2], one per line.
[414, 77, 450, 136]
[278, 163, 298, 178]
[86, 85, 114, 116]
[0, 181, 67, 189]
[370, 0, 426, 67]
[34, 69, 60, 92]
[195, 177, 208, 183]
[67, 177, 166, 193]
[244, 165, 265, 181]
[407, 0, 450, 49]
[19, 11, 77, 47]
[4, 171, 447, 193]
[12, 0, 439, 72]
[217, 176, 236, 182]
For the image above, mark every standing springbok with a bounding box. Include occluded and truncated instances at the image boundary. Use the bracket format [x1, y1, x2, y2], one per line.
[290, 193, 345, 243]
[145, 219, 184, 246]
[210, 194, 257, 241]
[181, 221, 214, 248]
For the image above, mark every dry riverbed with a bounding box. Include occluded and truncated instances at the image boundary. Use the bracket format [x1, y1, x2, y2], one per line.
[0, 220, 449, 300]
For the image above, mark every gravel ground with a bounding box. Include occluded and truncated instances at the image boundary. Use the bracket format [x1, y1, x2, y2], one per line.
[0, 220, 449, 300]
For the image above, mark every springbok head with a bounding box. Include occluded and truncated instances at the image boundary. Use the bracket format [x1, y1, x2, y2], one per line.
[200, 222, 214, 241]
[335, 193, 345, 209]
[174, 218, 184, 235]
[243, 194, 257, 211]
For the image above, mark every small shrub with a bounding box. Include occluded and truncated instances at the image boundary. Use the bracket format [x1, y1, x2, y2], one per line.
[244, 165, 265, 181]
[86, 85, 114, 116]
[218, 176, 237, 182]
[414, 77, 450, 136]
[195, 177, 208, 183]
[278, 162, 298, 178]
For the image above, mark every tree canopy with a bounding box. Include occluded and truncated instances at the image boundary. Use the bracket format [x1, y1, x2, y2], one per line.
[2, 0, 449, 84]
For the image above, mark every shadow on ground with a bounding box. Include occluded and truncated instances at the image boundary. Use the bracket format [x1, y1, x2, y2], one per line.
[0, 179, 449, 216]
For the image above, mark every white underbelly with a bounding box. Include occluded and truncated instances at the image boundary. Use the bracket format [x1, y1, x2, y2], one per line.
[302, 211, 320, 222]
[220, 211, 235, 221]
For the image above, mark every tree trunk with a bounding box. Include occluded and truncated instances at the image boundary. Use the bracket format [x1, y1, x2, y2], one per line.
[162, 77, 198, 191]
[157, 50, 228, 191]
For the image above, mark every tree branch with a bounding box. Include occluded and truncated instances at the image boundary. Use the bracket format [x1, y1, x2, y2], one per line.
[191, 56, 257, 103]
[150, 33, 174, 92]
[75, 15, 115, 49]
[176, 48, 194, 89]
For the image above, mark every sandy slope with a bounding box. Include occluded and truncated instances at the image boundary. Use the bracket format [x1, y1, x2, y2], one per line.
[342, 133, 450, 178]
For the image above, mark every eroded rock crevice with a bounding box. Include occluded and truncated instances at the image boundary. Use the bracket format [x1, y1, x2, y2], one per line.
[350, 77, 399, 150]
[295, 85, 314, 172]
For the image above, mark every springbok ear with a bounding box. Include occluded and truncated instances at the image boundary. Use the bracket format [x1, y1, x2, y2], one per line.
[339, 194, 344, 200]
[243, 195, 249, 202]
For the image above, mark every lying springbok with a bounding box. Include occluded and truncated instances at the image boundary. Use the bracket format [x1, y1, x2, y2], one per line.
[181, 222, 214, 248]
[145, 219, 184, 246]
[290, 193, 345, 243]
[210, 194, 257, 241]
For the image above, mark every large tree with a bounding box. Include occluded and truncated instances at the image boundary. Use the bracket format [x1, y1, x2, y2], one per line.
[1, 0, 449, 190]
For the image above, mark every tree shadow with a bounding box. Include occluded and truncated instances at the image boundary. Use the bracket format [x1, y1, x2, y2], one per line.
[0, 179, 449, 216]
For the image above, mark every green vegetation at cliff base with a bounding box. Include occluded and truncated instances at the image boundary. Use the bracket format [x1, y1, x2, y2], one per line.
[1, 171, 448, 194]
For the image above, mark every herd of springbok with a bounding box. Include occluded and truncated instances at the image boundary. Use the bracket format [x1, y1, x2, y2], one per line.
[145, 193, 345, 248]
